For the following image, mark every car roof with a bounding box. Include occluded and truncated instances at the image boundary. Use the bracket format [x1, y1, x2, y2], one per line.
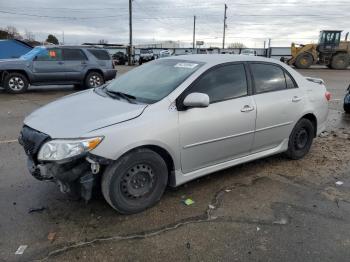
[165, 54, 282, 66]
[40, 45, 106, 50]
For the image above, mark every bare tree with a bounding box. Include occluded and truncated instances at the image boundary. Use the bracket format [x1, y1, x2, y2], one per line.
[24, 29, 35, 41]
[4, 25, 22, 39]
[228, 42, 246, 48]
[98, 39, 108, 44]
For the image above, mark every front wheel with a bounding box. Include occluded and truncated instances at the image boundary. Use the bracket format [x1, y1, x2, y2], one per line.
[295, 53, 313, 69]
[102, 149, 168, 214]
[285, 118, 314, 160]
[85, 71, 104, 89]
[4, 73, 29, 93]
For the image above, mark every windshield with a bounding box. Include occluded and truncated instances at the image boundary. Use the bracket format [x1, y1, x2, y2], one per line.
[20, 46, 46, 60]
[106, 59, 203, 103]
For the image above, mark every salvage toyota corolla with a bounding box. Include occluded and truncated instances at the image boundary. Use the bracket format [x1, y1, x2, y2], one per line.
[19, 55, 330, 214]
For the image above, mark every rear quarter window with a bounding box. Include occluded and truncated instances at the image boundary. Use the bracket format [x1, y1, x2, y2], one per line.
[88, 49, 111, 60]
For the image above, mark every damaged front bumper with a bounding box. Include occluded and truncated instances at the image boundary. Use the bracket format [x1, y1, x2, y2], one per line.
[19, 126, 111, 201]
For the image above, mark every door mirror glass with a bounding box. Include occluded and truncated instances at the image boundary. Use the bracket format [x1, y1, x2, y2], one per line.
[183, 92, 209, 108]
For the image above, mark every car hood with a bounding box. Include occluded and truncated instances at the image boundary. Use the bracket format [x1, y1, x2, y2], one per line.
[24, 89, 147, 138]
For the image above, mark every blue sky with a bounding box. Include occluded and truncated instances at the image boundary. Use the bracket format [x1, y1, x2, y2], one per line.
[0, 0, 349, 47]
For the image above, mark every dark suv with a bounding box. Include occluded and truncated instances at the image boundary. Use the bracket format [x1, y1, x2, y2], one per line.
[0, 46, 116, 93]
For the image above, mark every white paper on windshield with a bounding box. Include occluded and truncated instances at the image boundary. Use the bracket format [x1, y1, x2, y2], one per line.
[174, 63, 198, 69]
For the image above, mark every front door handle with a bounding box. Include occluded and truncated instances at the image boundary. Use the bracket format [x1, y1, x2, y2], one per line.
[57, 61, 64, 65]
[241, 105, 255, 112]
[292, 96, 302, 102]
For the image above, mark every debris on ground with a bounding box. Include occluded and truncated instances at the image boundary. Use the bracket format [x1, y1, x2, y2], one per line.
[28, 207, 46, 214]
[257, 227, 261, 231]
[15, 245, 27, 255]
[183, 198, 195, 206]
[208, 204, 215, 209]
[319, 131, 329, 138]
[335, 181, 344, 186]
[273, 218, 288, 225]
[48, 232, 57, 243]
[225, 189, 232, 192]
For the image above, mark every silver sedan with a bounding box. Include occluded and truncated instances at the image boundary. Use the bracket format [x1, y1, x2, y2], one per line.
[20, 55, 330, 214]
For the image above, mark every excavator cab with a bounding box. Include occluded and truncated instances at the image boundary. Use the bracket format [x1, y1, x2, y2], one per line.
[317, 30, 342, 53]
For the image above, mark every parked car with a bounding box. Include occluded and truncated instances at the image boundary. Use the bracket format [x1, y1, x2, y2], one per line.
[113, 51, 128, 65]
[344, 84, 350, 113]
[19, 55, 330, 214]
[241, 49, 257, 56]
[139, 49, 154, 64]
[158, 49, 172, 58]
[0, 46, 116, 93]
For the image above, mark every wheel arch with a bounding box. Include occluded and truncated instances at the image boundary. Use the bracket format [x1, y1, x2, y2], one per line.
[116, 144, 177, 187]
[1, 70, 30, 83]
[300, 113, 317, 137]
[85, 68, 104, 80]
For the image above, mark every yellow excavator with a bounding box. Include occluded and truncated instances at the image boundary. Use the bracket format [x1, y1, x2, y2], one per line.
[285, 30, 350, 69]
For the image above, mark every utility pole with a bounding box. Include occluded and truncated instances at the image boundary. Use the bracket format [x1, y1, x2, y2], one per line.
[268, 38, 271, 57]
[62, 31, 65, 45]
[222, 4, 228, 49]
[193, 15, 196, 52]
[128, 0, 133, 65]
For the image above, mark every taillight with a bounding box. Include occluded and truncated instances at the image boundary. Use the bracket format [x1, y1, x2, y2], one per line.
[325, 91, 331, 101]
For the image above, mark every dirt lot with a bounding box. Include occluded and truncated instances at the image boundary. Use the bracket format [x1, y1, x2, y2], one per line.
[0, 66, 350, 262]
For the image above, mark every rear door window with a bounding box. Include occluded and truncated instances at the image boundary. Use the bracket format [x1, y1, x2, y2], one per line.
[188, 63, 248, 103]
[62, 49, 87, 61]
[250, 63, 287, 93]
[88, 49, 110, 60]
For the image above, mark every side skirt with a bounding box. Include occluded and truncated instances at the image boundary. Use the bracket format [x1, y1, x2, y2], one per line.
[173, 139, 289, 186]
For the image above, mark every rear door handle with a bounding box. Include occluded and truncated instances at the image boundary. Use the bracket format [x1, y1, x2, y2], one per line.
[292, 96, 302, 102]
[241, 105, 255, 112]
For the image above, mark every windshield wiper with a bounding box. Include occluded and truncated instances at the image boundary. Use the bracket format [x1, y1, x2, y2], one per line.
[105, 90, 137, 104]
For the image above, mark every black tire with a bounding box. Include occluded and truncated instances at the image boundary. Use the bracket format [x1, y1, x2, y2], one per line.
[4, 72, 29, 93]
[285, 118, 315, 160]
[344, 103, 350, 114]
[330, 53, 350, 70]
[102, 148, 168, 214]
[84, 71, 104, 89]
[295, 53, 313, 69]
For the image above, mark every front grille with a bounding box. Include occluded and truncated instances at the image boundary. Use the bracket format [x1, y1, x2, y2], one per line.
[19, 126, 50, 158]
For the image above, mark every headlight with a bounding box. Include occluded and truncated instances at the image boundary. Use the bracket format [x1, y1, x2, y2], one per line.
[38, 137, 103, 161]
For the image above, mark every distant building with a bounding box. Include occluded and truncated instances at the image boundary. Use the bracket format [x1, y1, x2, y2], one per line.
[136, 41, 181, 49]
[0, 39, 33, 59]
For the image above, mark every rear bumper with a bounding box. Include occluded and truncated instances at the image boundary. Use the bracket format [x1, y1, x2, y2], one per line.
[103, 69, 117, 81]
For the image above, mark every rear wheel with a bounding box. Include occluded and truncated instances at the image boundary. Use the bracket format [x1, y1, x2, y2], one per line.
[295, 53, 313, 69]
[285, 118, 314, 160]
[85, 71, 104, 89]
[102, 148, 168, 214]
[330, 53, 350, 70]
[4, 72, 29, 93]
[344, 104, 350, 114]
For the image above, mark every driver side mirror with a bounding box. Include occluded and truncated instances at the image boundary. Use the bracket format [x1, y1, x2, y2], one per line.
[183, 92, 210, 108]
